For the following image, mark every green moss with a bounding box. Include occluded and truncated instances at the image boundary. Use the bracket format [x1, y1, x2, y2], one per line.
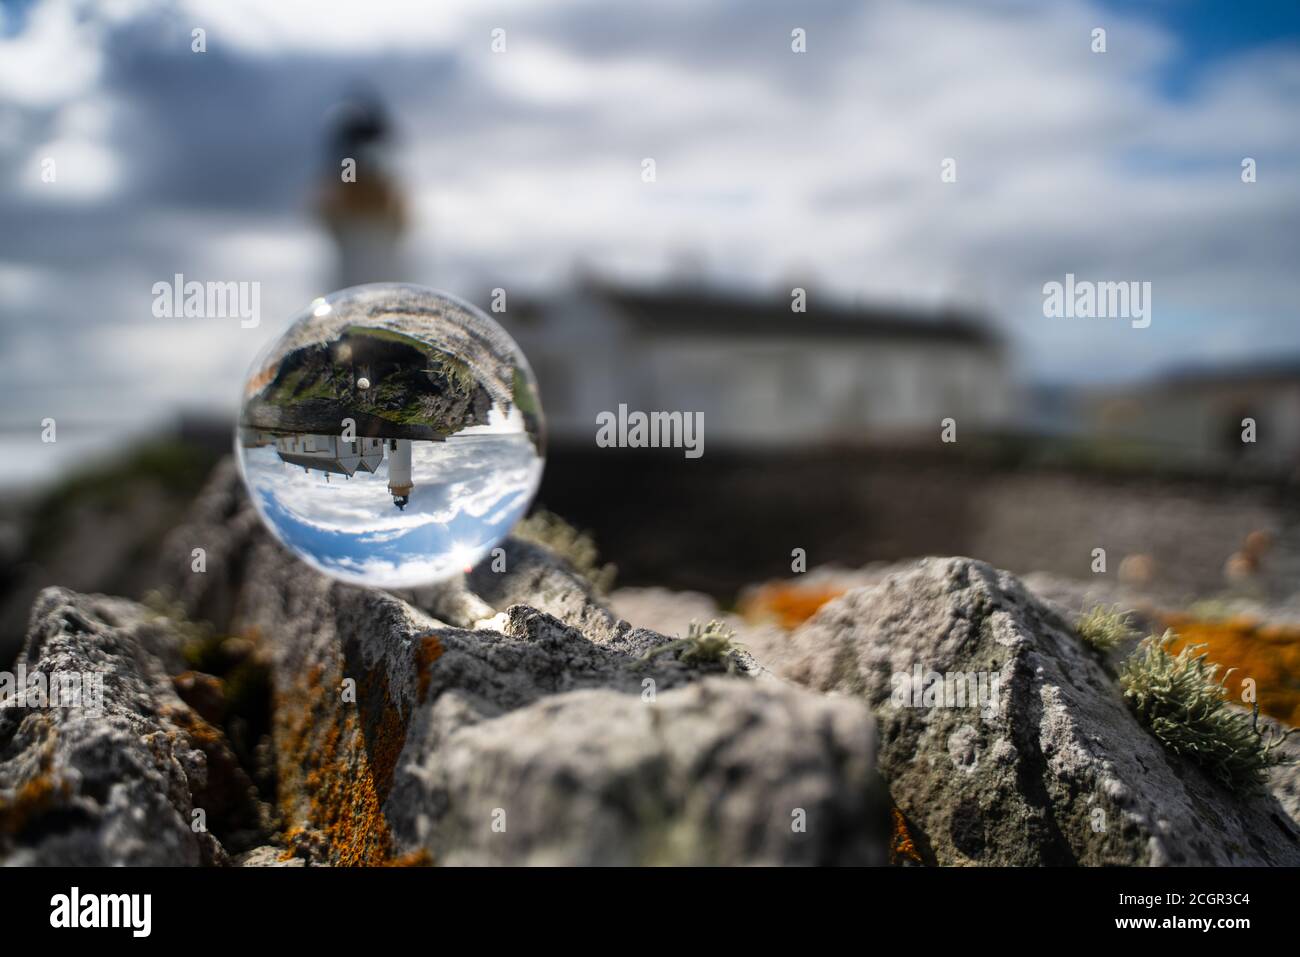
[641, 620, 746, 673]
[511, 367, 540, 418]
[1076, 605, 1138, 653]
[429, 353, 477, 399]
[343, 325, 477, 398]
[515, 510, 616, 594]
[1120, 630, 1298, 792]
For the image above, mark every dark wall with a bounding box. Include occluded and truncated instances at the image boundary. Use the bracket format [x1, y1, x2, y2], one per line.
[536, 444, 1300, 604]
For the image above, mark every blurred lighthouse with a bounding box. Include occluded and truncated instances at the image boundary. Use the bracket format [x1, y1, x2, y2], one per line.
[387, 438, 413, 510]
[318, 91, 407, 288]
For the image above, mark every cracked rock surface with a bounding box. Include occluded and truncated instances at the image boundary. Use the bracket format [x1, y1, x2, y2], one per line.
[7, 457, 1298, 868]
[0, 589, 267, 865]
[16, 459, 886, 866]
[769, 557, 1300, 866]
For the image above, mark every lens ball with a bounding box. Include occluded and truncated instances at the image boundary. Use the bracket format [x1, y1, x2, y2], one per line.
[236, 283, 545, 587]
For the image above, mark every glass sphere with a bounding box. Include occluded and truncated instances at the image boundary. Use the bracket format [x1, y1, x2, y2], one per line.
[235, 283, 545, 588]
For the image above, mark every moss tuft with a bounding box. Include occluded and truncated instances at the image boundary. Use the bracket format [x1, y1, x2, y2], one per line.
[1120, 630, 1298, 792]
[515, 510, 617, 594]
[641, 620, 745, 673]
[1076, 604, 1138, 653]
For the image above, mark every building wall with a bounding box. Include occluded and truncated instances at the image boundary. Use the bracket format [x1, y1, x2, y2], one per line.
[505, 296, 1011, 446]
[639, 335, 1009, 445]
[1091, 380, 1300, 471]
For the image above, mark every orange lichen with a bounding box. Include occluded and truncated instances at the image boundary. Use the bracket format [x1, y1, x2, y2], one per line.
[162, 704, 227, 750]
[738, 583, 847, 629]
[415, 635, 444, 703]
[0, 736, 66, 837]
[890, 806, 923, 866]
[277, 828, 303, 862]
[383, 848, 434, 867]
[158, 700, 265, 838]
[1160, 614, 1300, 727]
[0, 774, 63, 836]
[171, 670, 227, 724]
[274, 646, 414, 866]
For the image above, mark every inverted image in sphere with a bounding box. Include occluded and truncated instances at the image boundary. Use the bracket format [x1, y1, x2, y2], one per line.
[235, 283, 545, 588]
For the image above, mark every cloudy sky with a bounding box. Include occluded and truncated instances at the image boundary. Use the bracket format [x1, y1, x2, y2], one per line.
[1, 0, 1298, 483]
[243, 432, 542, 587]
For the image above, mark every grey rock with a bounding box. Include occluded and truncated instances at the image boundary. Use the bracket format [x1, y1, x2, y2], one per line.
[607, 586, 725, 638]
[232, 540, 888, 865]
[778, 557, 1300, 866]
[236, 845, 308, 867]
[1264, 714, 1300, 827]
[159, 456, 267, 635]
[392, 677, 886, 865]
[0, 589, 265, 865]
[465, 537, 623, 643]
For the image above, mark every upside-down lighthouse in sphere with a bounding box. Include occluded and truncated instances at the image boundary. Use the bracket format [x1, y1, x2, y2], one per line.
[387, 439, 413, 510]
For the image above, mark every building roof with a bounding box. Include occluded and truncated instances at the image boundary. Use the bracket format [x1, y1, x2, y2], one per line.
[511, 281, 1000, 347]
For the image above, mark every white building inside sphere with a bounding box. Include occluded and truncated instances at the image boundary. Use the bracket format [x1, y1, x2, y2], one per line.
[275, 434, 384, 478]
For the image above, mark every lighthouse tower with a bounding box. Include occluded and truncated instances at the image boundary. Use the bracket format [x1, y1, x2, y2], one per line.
[388, 439, 413, 510]
[318, 91, 407, 288]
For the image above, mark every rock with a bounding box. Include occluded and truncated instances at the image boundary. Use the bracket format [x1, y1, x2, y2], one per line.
[160, 461, 887, 865]
[776, 557, 1300, 866]
[20, 444, 1300, 868]
[608, 586, 724, 638]
[236, 845, 308, 867]
[0, 589, 267, 865]
[159, 456, 266, 635]
[465, 537, 623, 643]
[1264, 714, 1300, 827]
[236, 546, 887, 864]
[391, 677, 887, 865]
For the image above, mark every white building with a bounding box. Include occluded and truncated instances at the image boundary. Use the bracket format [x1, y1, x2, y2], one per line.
[1087, 363, 1300, 473]
[312, 96, 1012, 449]
[501, 281, 1011, 447]
[275, 434, 384, 478]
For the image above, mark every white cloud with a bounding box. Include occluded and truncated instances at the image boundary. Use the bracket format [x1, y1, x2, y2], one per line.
[1, 0, 1298, 495]
[243, 433, 540, 545]
[0, 0, 105, 107]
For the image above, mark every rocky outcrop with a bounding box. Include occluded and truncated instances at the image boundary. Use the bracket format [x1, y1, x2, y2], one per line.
[465, 538, 623, 643]
[233, 542, 884, 865]
[393, 676, 885, 865]
[160, 457, 265, 634]
[772, 557, 1300, 866]
[12, 453, 1300, 868]
[151, 461, 889, 866]
[0, 589, 266, 865]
